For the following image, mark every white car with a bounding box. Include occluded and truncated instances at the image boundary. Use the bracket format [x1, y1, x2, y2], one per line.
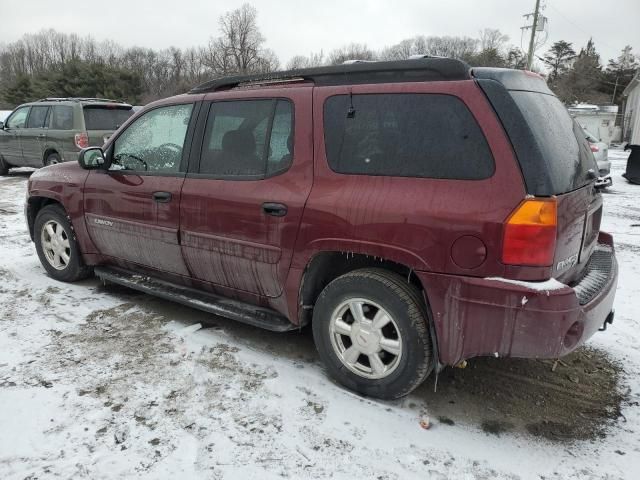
[583, 128, 612, 188]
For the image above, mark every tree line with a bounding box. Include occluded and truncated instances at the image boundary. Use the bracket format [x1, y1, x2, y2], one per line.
[0, 3, 636, 109]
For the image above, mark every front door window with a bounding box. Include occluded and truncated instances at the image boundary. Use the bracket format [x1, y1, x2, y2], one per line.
[112, 104, 193, 173]
[5, 107, 30, 129]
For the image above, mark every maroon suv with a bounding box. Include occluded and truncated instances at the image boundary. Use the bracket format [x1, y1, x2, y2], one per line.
[25, 58, 617, 399]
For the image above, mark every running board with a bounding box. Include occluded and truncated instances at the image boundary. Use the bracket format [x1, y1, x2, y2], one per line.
[94, 266, 297, 332]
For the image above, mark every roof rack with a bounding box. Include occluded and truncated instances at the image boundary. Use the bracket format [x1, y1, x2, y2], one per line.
[36, 97, 127, 104]
[189, 57, 471, 94]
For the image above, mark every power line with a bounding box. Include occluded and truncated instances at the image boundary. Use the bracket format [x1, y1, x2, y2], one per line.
[546, 1, 620, 55]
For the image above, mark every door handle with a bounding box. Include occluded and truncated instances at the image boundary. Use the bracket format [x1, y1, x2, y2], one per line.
[262, 202, 288, 217]
[153, 191, 172, 203]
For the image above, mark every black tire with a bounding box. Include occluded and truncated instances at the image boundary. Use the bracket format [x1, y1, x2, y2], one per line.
[34, 204, 92, 282]
[44, 152, 61, 166]
[312, 268, 433, 400]
[0, 154, 10, 175]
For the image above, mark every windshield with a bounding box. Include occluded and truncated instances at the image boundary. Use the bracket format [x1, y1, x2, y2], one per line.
[510, 91, 596, 194]
[83, 106, 132, 131]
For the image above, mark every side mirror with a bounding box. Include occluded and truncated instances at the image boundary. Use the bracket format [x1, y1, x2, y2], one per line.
[78, 147, 106, 170]
[0, 121, 4, 129]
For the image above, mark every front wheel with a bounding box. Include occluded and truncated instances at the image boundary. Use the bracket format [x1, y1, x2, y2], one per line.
[34, 204, 92, 282]
[312, 268, 433, 399]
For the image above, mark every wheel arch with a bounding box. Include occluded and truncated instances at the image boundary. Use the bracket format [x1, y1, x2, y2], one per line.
[27, 196, 64, 241]
[298, 251, 441, 368]
[42, 148, 60, 166]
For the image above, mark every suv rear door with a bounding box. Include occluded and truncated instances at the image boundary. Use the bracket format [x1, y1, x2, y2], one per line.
[21, 105, 50, 167]
[84, 101, 197, 275]
[47, 105, 77, 162]
[179, 88, 313, 297]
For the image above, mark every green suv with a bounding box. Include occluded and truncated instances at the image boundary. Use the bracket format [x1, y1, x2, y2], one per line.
[0, 98, 133, 174]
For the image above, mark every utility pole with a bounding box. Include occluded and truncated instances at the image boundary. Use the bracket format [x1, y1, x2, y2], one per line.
[526, 0, 541, 70]
[611, 76, 619, 104]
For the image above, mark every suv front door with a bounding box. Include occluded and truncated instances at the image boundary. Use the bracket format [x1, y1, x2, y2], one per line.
[180, 90, 313, 298]
[0, 106, 30, 165]
[84, 102, 197, 275]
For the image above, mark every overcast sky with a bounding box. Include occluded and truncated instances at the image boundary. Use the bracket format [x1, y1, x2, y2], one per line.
[1, 0, 638, 67]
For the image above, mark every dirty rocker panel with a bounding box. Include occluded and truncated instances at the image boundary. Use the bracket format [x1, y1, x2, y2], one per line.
[94, 266, 296, 332]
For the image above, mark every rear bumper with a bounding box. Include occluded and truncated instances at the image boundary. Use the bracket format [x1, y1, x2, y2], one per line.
[417, 232, 618, 365]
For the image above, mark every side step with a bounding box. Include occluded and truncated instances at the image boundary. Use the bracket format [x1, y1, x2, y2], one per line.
[94, 266, 297, 332]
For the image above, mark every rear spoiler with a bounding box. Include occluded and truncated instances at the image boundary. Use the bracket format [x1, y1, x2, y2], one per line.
[472, 67, 554, 95]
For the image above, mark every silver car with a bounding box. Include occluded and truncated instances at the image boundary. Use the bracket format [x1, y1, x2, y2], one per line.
[583, 127, 611, 188]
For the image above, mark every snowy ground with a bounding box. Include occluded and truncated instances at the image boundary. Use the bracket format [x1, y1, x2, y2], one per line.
[0, 150, 638, 479]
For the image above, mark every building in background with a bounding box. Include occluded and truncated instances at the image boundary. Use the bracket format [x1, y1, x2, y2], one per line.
[623, 70, 640, 145]
[568, 104, 620, 145]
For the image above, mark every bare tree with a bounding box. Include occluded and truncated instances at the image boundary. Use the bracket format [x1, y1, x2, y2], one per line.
[328, 43, 376, 65]
[286, 50, 324, 69]
[479, 28, 509, 52]
[206, 3, 273, 75]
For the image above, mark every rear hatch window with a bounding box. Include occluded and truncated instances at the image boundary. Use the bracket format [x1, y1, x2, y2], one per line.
[83, 106, 133, 131]
[509, 91, 596, 195]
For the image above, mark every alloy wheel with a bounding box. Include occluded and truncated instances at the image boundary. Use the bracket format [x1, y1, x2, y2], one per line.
[329, 298, 403, 380]
[40, 220, 71, 270]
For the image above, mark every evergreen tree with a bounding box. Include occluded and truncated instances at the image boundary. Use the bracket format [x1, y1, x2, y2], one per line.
[603, 46, 639, 105]
[542, 41, 576, 79]
[552, 38, 607, 104]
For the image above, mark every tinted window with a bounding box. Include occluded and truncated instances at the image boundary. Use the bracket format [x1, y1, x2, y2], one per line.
[323, 94, 494, 179]
[112, 103, 193, 173]
[26, 106, 49, 128]
[6, 106, 30, 129]
[267, 101, 294, 175]
[510, 92, 596, 194]
[84, 106, 133, 130]
[199, 99, 293, 178]
[50, 106, 74, 130]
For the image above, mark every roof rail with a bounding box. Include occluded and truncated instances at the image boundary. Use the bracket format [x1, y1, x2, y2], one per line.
[189, 57, 471, 94]
[36, 97, 126, 104]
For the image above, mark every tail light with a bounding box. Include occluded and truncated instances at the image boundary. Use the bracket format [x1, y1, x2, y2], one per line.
[502, 198, 557, 266]
[74, 132, 89, 149]
[590, 144, 599, 153]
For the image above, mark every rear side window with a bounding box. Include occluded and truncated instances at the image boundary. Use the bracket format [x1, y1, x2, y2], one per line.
[510, 92, 596, 194]
[199, 99, 294, 178]
[83, 106, 133, 130]
[323, 94, 494, 179]
[50, 106, 74, 130]
[26, 106, 49, 128]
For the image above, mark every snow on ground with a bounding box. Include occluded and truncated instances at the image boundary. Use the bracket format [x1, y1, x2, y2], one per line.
[0, 150, 638, 479]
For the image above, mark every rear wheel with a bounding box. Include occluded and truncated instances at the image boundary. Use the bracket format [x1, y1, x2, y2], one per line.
[312, 268, 433, 399]
[44, 152, 61, 166]
[0, 155, 10, 175]
[34, 204, 92, 282]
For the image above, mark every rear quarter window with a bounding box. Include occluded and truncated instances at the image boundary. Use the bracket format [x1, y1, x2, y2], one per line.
[83, 106, 133, 130]
[510, 92, 596, 194]
[323, 93, 495, 179]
